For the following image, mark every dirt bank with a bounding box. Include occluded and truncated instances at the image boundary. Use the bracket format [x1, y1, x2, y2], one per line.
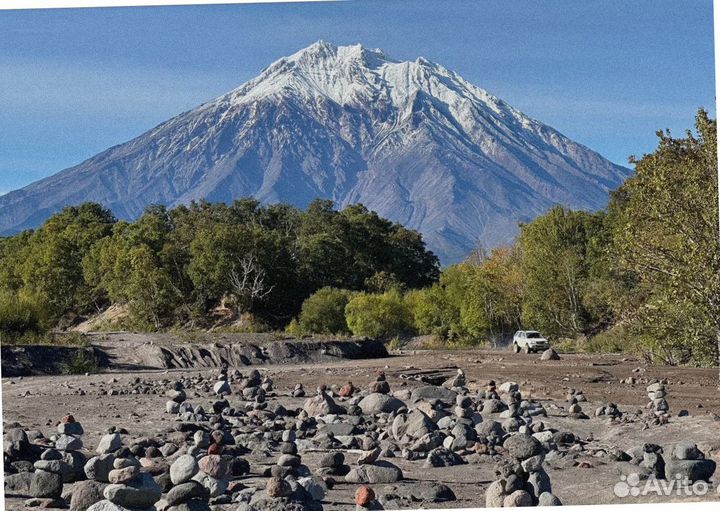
[0, 333, 389, 376]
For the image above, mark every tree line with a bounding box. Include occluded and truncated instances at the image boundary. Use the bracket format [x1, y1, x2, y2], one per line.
[0, 199, 439, 334]
[1, 110, 717, 367]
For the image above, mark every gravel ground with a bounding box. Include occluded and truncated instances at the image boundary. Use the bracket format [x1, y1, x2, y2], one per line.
[3, 347, 720, 508]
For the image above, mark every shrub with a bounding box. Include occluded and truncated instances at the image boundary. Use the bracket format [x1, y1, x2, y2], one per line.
[61, 349, 99, 374]
[386, 337, 403, 350]
[345, 290, 414, 339]
[298, 287, 354, 335]
[0, 291, 47, 342]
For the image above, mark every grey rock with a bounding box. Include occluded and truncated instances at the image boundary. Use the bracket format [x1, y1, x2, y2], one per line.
[485, 480, 506, 508]
[70, 480, 108, 511]
[673, 442, 704, 461]
[391, 481, 456, 502]
[503, 490, 533, 507]
[30, 470, 63, 499]
[504, 434, 543, 460]
[410, 386, 457, 404]
[424, 447, 464, 467]
[302, 393, 343, 417]
[104, 472, 162, 508]
[4, 472, 34, 496]
[166, 482, 209, 507]
[56, 434, 83, 451]
[96, 433, 123, 454]
[345, 461, 403, 483]
[538, 492, 562, 506]
[358, 393, 405, 415]
[87, 500, 154, 511]
[170, 455, 199, 485]
[665, 459, 716, 483]
[85, 454, 117, 483]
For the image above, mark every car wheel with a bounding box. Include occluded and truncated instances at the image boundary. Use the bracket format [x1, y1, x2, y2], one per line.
[522, 345, 530, 354]
[512, 343, 520, 353]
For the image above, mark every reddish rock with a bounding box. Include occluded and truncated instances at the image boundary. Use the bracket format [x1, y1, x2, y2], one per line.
[198, 454, 228, 478]
[208, 443, 223, 455]
[266, 477, 291, 498]
[355, 485, 375, 506]
[339, 382, 355, 398]
[108, 465, 139, 484]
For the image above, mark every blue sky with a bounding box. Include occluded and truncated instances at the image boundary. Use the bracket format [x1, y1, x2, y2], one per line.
[0, 0, 715, 194]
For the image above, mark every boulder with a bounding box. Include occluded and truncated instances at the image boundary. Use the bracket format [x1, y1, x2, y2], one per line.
[302, 393, 343, 417]
[30, 470, 63, 499]
[485, 480, 506, 508]
[165, 482, 208, 507]
[85, 454, 117, 483]
[540, 348, 560, 361]
[673, 442, 704, 461]
[103, 472, 162, 509]
[345, 461, 403, 483]
[96, 434, 122, 455]
[665, 459, 716, 483]
[424, 447, 464, 467]
[410, 386, 457, 404]
[4, 472, 34, 496]
[538, 492, 563, 506]
[358, 393, 405, 415]
[504, 434, 543, 460]
[170, 454, 199, 485]
[70, 480, 107, 511]
[503, 490, 533, 507]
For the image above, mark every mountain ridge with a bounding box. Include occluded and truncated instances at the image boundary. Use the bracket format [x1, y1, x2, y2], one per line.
[0, 41, 631, 263]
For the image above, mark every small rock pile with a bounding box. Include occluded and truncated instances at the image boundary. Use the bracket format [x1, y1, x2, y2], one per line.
[594, 402, 622, 420]
[624, 441, 717, 484]
[665, 442, 716, 483]
[315, 451, 350, 478]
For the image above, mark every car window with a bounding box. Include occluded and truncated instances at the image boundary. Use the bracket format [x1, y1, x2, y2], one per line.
[527, 332, 541, 338]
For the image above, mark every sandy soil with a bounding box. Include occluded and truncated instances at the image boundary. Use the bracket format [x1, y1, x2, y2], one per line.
[3, 347, 720, 509]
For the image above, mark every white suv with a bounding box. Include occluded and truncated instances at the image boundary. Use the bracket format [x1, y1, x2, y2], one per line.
[512, 330, 550, 354]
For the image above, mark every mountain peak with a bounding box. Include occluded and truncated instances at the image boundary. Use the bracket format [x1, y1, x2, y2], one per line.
[291, 40, 390, 65]
[0, 42, 631, 264]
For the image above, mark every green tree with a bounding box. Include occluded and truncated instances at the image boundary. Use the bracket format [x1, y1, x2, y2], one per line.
[612, 110, 720, 370]
[461, 247, 524, 345]
[519, 206, 600, 339]
[19, 203, 115, 319]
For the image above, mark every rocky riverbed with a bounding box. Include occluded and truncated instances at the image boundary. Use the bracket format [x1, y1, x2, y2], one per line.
[3, 345, 719, 509]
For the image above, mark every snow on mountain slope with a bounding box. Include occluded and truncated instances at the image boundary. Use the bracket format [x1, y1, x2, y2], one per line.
[0, 41, 630, 264]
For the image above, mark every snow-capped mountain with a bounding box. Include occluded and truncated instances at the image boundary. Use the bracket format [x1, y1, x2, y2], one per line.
[0, 41, 630, 263]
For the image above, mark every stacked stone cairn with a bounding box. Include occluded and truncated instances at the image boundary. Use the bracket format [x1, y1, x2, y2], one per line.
[292, 384, 306, 398]
[84, 432, 163, 511]
[566, 389, 589, 419]
[28, 415, 85, 506]
[485, 433, 562, 506]
[646, 381, 670, 424]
